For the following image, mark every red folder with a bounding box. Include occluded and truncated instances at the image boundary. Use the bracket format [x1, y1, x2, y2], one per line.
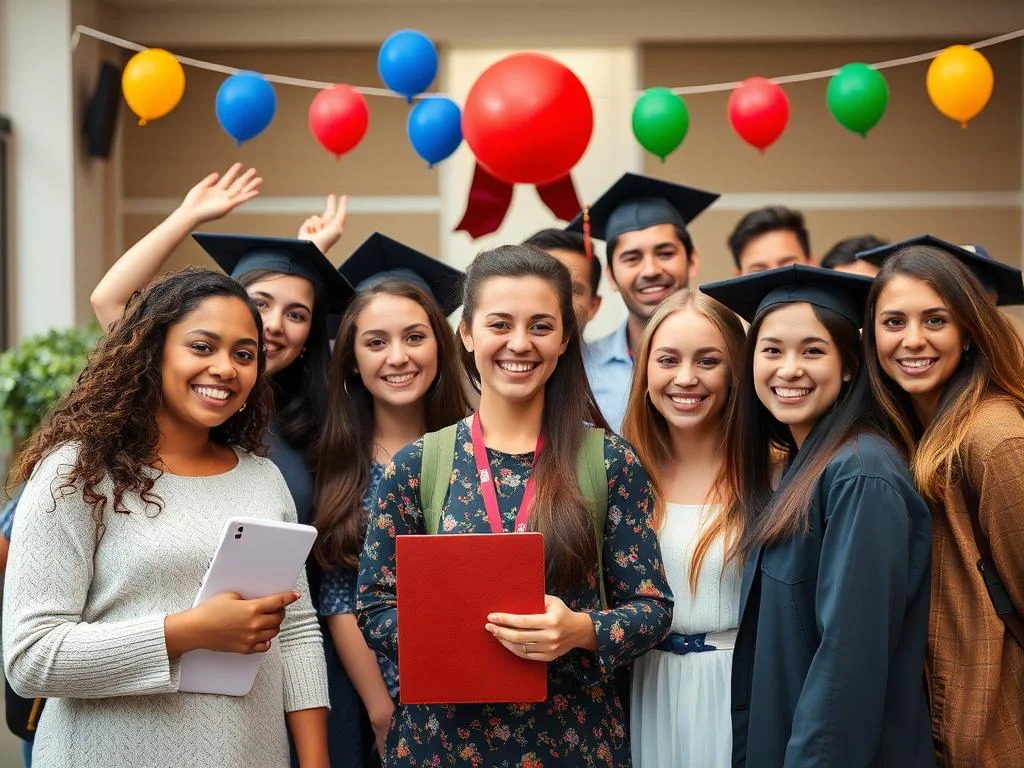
[396, 532, 547, 704]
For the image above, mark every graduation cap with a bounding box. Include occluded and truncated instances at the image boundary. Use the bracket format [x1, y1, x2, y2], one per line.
[339, 232, 466, 317]
[192, 233, 355, 314]
[700, 264, 873, 326]
[566, 173, 720, 242]
[856, 234, 1024, 306]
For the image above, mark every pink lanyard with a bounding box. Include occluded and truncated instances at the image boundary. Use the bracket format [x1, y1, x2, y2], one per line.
[470, 411, 543, 534]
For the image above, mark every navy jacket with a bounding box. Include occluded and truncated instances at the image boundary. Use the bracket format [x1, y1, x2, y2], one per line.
[731, 433, 936, 767]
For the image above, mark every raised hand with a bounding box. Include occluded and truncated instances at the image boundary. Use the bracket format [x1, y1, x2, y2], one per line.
[297, 194, 348, 254]
[177, 162, 263, 226]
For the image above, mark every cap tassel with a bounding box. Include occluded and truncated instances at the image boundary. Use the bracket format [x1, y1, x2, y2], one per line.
[582, 207, 593, 261]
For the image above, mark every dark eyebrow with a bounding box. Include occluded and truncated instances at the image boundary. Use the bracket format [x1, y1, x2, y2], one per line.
[760, 336, 831, 345]
[249, 290, 312, 314]
[879, 307, 948, 317]
[618, 241, 679, 259]
[186, 329, 259, 347]
[484, 312, 556, 321]
[360, 322, 431, 338]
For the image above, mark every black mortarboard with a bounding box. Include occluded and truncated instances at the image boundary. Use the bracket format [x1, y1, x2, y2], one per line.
[566, 173, 720, 241]
[339, 232, 466, 317]
[700, 264, 873, 326]
[855, 234, 1024, 306]
[192, 233, 355, 314]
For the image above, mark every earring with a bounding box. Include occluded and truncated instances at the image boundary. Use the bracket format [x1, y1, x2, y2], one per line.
[238, 402, 247, 413]
[300, 347, 306, 359]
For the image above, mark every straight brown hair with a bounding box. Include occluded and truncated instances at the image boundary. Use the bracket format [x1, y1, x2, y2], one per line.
[621, 289, 746, 592]
[863, 245, 1024, 503]
[314, 279, 470, 569]
[460, 244, 608, 593]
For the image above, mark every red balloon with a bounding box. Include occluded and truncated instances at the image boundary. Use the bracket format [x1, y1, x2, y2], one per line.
[728, 77, 790, 152]
[308, 84, 369, 158]
[462, 53, 593, 185]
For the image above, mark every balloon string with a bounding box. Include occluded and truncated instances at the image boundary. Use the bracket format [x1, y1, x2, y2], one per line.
[71, 24, 1024, 99]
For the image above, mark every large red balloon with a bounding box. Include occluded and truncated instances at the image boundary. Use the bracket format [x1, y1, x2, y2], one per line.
[728, 77, 790, 152]
[462, 53, 593, 186]
[309, 84, 369, 158]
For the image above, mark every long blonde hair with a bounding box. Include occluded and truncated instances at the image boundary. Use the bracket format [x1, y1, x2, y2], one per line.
[621, 289, 746, 591]
[864, 246, 1024, 502]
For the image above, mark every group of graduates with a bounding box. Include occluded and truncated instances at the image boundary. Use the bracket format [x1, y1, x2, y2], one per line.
[0, 161, 1022, 768]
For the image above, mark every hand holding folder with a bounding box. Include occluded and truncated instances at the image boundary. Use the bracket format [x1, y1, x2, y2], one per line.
[396, 532, 547, 704]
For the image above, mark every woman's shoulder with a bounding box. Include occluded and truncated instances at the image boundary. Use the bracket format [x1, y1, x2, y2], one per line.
[823, 432, 913, 488]
[962, 396, 1024, 456]
[599, 430, 645, 475]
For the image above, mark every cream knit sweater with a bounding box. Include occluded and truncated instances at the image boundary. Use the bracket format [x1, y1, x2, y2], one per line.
[2, 443, 329, 768]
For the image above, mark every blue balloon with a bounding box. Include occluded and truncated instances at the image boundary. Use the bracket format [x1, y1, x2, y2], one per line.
[407, 97, 462, 167]
[378, 30, 438, 101]
[215, 72, 276, 144]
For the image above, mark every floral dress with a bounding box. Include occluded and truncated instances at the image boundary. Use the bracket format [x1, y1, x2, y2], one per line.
[356, 422, 673, 767]
[319, 462, 400, 699]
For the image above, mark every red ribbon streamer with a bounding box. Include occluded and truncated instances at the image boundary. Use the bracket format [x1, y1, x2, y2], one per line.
[455, 162, 583, 239]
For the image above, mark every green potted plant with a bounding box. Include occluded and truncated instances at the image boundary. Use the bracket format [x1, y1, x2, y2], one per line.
[0, 322, 103, 452]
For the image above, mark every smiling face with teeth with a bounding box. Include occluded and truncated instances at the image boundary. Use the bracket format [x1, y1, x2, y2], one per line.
[873, 274, 965, 420]
[608, 224, 696, 323]
[460, 275, 569, 405]
[352, 293, 439, 410]
[752, 303, 848, 447]
[646, 307, 733, 434]
[159, 296, 260, 435]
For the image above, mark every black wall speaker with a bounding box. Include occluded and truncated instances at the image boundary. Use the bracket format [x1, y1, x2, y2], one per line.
[83, 61, 123, 159]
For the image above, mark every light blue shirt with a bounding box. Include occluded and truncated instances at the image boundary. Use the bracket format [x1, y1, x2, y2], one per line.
[584, 321, 634, 434]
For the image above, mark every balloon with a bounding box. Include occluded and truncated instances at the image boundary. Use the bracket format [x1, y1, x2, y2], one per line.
[632, 87, 689, 160]
[308, 85, 369, 158]
[927, 45, 994, 127]
[462, 53, 593, 186]
[121, 49, 186, 125]
[378, 30, 438, 101]
[727, 77, 789, 152]
[827, 63, 889, 137]
[407, 97, 463, 167]
[215, 72, 277, 144]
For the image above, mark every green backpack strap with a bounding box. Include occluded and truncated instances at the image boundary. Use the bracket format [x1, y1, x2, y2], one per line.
[577, 427, 609, 609]
[419, 424, 459, 535]
[422, 424, 609, 607]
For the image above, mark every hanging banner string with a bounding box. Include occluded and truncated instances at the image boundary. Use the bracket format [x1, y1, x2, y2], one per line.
[71, 24, 1024, 99]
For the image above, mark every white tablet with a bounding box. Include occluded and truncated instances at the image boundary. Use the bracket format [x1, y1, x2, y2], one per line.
[178, 516, 318, 696]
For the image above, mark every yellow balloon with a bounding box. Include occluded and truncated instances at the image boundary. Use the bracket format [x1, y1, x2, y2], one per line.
[926, 45, 994, 127]
[122, 49, 186, 125]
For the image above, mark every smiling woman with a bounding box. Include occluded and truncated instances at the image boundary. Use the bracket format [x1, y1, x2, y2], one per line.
[864, 246, 1024, 767]
[702, 265, 935, 768]
[354, 244, 673, 767]
[3, 268, 331, 768]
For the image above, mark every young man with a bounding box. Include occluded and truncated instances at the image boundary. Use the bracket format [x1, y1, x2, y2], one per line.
[566, 173, 719, 432]
[522, 228, 603, 336]
[727, 205, 812, 275]
[820, 234, 887, 277]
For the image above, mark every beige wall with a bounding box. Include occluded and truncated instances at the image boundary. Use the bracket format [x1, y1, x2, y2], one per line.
[72, 0, 119, 326]
[119, 47, 440, 272]
[642, 39, 1023, 283]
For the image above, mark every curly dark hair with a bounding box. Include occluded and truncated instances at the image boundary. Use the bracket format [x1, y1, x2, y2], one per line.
[10, 267, 275, 526]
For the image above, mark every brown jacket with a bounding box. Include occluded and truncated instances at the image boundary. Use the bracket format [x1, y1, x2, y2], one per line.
[929, 398, 1024, 766]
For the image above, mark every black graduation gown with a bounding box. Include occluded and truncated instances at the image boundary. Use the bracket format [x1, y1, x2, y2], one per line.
[268, 427, 369, 768]
[731, 432, 936, 768]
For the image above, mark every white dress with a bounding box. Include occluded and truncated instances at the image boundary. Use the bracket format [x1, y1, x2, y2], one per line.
[630, 503, 742, 768]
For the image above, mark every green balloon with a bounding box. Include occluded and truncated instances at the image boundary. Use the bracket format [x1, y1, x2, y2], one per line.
[632, 87, 689, 160]
[827, 63, 889, 137]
